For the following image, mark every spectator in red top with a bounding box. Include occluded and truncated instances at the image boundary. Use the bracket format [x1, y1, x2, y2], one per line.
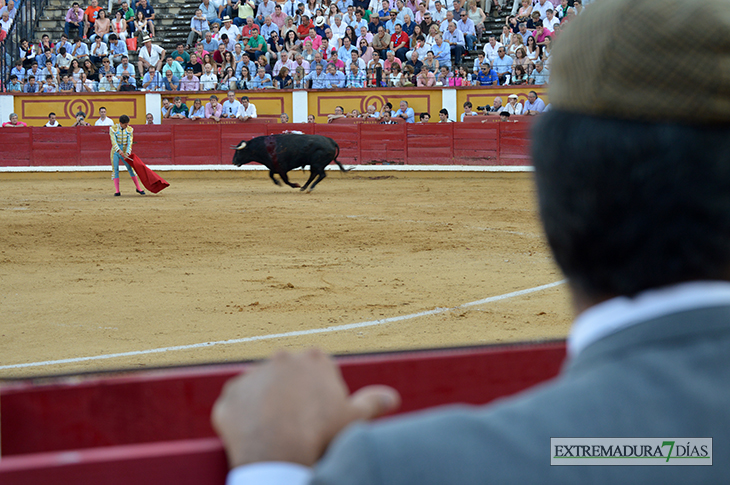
[2, 113, 28, 127]
[390, 23, 409, 62]
[213, 42, 228, 64]
[240, 16, 256, 40]
[297, 15, 312, 39]
[83, 0, 102, 38]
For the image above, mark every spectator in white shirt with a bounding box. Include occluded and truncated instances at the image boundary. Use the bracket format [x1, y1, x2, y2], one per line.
[533, 0, 554, 19]
[221, 90, 242, 117]
[482, 35, 502, 64]
[76, 71, 96, 92]
[330, 14, 347, 43]
[0, 0, 17, 20]
[200, 63, 219, 90]
[89, 38, 108, 65]
[543, 8, 560, 30]
[137, 36, 166, 77]
[40, 60, 59, 85]
[236, 96, 257, 121]
[98, 72, 119, 91]
[431, 1, 446, 22]
[0, 10, 12, 33]
[220, 15, 242, 41]
[94, 106, 115, 126]
[504, 93, 523, 115]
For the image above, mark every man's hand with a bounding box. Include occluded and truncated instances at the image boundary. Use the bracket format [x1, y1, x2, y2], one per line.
[211, 349, 400, 469]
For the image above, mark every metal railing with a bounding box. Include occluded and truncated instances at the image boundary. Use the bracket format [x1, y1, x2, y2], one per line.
[1, 0, 49, 91]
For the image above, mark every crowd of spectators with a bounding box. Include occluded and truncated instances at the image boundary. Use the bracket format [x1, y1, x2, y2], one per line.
[2, 86, 546, 124]
[1, 0, 586, 93]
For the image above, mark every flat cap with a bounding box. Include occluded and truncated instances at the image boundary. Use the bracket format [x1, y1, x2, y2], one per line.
[549, 0, 730, 123]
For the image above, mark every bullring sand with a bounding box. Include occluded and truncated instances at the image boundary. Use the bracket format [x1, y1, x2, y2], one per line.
[0, 171, 572, 378]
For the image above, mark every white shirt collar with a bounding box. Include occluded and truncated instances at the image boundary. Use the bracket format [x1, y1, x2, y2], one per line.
[568, 281, 730, 358]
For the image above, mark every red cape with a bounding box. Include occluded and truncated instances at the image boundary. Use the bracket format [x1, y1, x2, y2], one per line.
[126, 153, 170, 194]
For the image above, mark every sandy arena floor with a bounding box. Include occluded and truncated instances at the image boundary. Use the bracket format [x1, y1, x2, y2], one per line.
[0, 171, 572, 379]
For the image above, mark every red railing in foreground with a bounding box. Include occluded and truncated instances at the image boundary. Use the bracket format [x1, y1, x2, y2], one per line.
[0, 119, 533, 168]
[0, 341, 565, 484]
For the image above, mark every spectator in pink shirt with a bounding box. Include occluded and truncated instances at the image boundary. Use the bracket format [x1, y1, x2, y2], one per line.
[292, 53, 310, 75]
[205, 94, 223, 121]
[271, 4, 286, 29]
[328, 51, 345, 71]
[65, 2, 84, 38]
[416, 67, 435, 86]
[383, 50, 402, 72]
[305, 27, 322, 50]
[357, 26, 372, 45]
[179, 66, 201, 90]
[533, 24, 551, 46]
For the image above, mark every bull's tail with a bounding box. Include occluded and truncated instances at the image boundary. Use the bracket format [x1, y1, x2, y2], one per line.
[332, 143, 352, 172]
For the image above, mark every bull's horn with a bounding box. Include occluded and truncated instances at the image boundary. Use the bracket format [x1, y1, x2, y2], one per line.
[229, 145, 239, 149]
[236, 142, 247, 150]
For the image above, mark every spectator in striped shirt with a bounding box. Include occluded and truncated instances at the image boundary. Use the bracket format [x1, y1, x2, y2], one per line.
[345, 63, 365, 87]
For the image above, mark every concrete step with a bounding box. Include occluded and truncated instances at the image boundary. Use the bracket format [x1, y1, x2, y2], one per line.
[38, 19, 63, 30]
[40, 6, 68, 15]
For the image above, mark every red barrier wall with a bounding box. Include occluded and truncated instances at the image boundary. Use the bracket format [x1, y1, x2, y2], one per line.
[0, 342, 565, 484]
[0, 121, 532, 168]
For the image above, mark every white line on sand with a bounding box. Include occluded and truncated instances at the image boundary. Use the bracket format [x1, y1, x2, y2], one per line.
[0, 165, 534, 173]
[0, 280, 565, 370]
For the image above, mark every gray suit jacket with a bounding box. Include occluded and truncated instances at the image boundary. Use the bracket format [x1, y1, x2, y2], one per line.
[312, 305, 730, 483]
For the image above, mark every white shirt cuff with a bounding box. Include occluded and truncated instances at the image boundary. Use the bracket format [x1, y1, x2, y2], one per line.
[226, 462, 313, 485]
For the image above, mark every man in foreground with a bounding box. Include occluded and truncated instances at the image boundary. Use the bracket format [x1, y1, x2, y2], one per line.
[212, 0, 730, 482]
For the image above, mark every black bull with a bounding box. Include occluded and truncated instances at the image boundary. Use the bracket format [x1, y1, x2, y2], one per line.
[231, 134, 351, 191]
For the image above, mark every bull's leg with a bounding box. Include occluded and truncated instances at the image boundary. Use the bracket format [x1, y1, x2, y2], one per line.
[268, 170, 281, 186]
[278, 171, 301, 189]
[306, 168, 327, 192]
[300, 169, 318, 191]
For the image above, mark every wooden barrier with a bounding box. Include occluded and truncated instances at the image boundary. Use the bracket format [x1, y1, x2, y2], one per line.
[330, 117, 406, 124]
[161, 118, 276, 125]
[0, 121, 532, 167]
[0, 342, 566, 484]
[6, 88, 549, 126]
